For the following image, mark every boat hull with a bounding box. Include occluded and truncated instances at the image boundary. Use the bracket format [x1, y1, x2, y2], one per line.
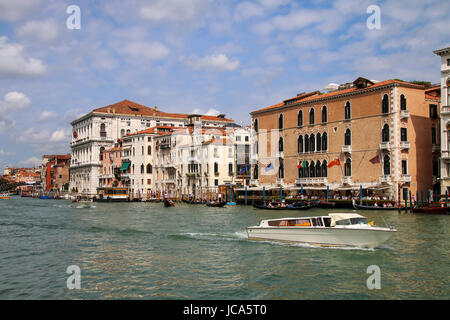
[247, 227, 395, 248]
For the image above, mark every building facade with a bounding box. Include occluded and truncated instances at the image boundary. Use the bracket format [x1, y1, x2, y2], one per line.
[250, 77, 440, 201]
[434, 47, 450, 193]
[41, 154, 71, 192]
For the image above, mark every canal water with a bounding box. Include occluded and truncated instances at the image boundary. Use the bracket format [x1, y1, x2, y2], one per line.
[0, 196, 448, 299]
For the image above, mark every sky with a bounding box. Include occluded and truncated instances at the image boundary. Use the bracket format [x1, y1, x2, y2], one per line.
[0, 0, 449, 170]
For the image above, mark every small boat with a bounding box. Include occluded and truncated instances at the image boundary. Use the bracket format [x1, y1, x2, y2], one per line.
[253, 203, 313, 210]
[412, 206, 448, 215]
[247, 213, 397, 248]
[226, 202, 236, 205]
[164, 199, 175, 207]
[311, 201, 335, 209]
[72, 197, 93, 204]
[182, 198, 204, 205]
[352, 199, 397, 210]
[206, 201, 226, 207]
[0, 192, 10, 199]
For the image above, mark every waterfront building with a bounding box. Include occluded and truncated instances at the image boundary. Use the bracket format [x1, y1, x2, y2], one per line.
[434, 46, 450, 194]
[41, 154, 71, 192]
[250, 77, 441, 202]
[69, 99, 234, 195]
[98, 142, 123, 189]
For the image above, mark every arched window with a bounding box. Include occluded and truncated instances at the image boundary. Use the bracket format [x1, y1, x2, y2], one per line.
[322, 160, 328, 177]
[146, 164, 152, 174]
[322, 132, 328, 151]
[254, 164, 259, 179]
[279, 159, 284, 179]
[140, 164, 144, 174]
[310, 161, 315, 178]
[344, 128, 351, 146]
[305, 135, 310, 152]
[214, 162, 219, 173]
[148, 145, 152, 155]
[322, 106, 327, 123]
[382, 94, 389, 114]
[279, 137, 284, 152]
[345, 101, 351, 120]
[400, 94, 406, 110]
[279, 114, 283, 129]
[254, 119, 258, 132]
[298, 110, 303, 126]
[310, 134, 315, 152]
[126, 129, 131, 135]
[383, 154, 391, 175]
[298, 135, 303, 153]
[304, 162, 309, 178]
[120, 129, 125, 137]
[309, 108, 315, 125]
[99, 147, 105, 161]
[316, 133, 322, 152]
[316, 160, 322, 177]
[382, 124, 390, 142]
[100, 123, 106, 137]
[344, 158, 351, 176]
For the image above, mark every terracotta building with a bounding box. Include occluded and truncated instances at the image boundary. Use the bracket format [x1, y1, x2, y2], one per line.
[42, 154, 71, 192]
[250, 77, 440, 202]
[99, 141, 123, 189]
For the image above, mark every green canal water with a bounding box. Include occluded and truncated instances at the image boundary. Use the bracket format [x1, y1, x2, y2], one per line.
[0, 196, 448, 299]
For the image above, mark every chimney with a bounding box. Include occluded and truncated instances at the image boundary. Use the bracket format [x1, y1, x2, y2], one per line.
[218, 114, 225, 119]
[154, 106, 158, 111]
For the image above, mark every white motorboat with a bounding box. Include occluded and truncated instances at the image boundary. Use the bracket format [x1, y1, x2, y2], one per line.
[247, 213, 396, 248]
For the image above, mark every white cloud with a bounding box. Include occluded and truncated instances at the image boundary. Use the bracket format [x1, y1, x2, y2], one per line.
[116, 40, 170, 61]
[17, 156, 41, 168]
[182, 54, 240, 71]
[205, 108, 221, 116]
[234, 2, 264, 22]
[0, 149, 15, 156]
[140, 0, 211, 24]
[0, 37, 46, 77]
[38, 111, 58, 122]
[50, 129, 70, 142]
[0, 91, 31, 113]
[16, 19, 60, 44]
[0, 0, 42, 22]
[17, 128, 49, 144]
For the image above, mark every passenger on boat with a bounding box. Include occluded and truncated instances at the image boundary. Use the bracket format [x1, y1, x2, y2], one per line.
[374, 202, 378, 207]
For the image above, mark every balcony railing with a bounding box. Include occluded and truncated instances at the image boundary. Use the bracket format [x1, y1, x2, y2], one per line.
[400, 174, 412, 183]
[250, 179, 259, 186]
[400, 141, 410, 149]
[432, 144, 440, 152]
[276, 178, 284, 185]
[341, 176, 352, 185]
[400, 110, 410, 119]
[295, 177, 328, 185]
[342, 145, 352, 153]
[379, 175, 391, 184]
[379, 142, 390, 150]
[441, 105, 450, 114]
[442, 150, 450, 160]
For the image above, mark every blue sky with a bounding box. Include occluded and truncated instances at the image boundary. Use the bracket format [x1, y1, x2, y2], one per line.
[0, 0, 449, 170]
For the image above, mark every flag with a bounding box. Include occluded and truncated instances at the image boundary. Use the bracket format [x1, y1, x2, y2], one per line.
[265, 163, 274, 172]
[240, 163, 247, 174]
[297, 160, 306, 168]
[369, 154, 381, 164]
[327, 158, 341, 168]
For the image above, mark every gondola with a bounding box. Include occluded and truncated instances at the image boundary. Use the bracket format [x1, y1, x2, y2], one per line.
[252, 203, 314, 210]
[182, 199, 204, 205]
[206, 201, 226, 208]
[164, 199, 175, 207]
[352, 200, 397, 211]
[310, 200, 335, 209]
[412, 206, 448, 215]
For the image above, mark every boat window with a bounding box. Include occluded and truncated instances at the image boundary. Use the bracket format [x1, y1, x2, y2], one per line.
[311, 218, 318, 226]
[323, 218, 331, 227]
[350, 217, 367, 225]
[335, 219, 351, 226]
[295, 219, 311, 227]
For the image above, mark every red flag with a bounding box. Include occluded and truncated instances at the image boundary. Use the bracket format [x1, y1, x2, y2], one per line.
[369, 154, 380, 164]
[327, 158, 341, 168]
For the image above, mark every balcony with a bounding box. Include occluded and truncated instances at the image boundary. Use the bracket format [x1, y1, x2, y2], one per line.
[295, 177, 328, 185]
[442, 150, 450, 161]
[400, 174, 412, 184]
[379, 142, 390, 150]
[400, 110, 410, 119]
[379, 175, 391, 184]
[341, 176, 352, 185]
[276, 178, 284, 185]
[162, 179, 176, 184]
[400, 141, 410, 150]
[441, 105, 450, 115]
[342, 145, 352, 153]
[432, 144, 440, 153]
[250, 179, 259, 186]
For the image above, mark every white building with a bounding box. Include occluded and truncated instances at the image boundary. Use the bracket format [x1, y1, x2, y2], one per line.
[434, 46, 450, 193]
[69, 100, 234, 195]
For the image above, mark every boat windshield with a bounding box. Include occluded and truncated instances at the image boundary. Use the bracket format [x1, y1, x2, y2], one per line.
[335, 217, 368, 225]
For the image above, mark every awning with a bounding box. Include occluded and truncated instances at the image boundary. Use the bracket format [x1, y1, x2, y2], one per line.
[120, 161, 131, 171]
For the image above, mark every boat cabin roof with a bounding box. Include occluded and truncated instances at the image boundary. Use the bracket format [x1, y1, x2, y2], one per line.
[263, 213, 364, 223]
